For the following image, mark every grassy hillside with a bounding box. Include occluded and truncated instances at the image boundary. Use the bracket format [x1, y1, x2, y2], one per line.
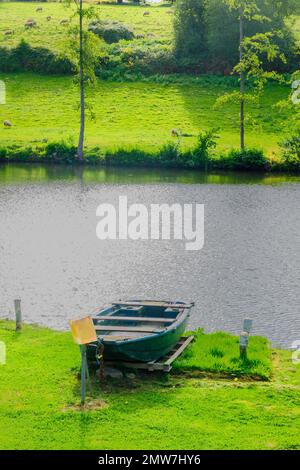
[0, 73, 291, 154]
[0, 320, 299, 450]
[0, 2, 174, 54]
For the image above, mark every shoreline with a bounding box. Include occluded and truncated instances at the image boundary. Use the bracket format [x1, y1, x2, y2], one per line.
[1, 147, 299, 175]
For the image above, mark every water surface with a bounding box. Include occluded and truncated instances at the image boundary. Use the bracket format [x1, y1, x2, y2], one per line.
[0, 164, 299, 347]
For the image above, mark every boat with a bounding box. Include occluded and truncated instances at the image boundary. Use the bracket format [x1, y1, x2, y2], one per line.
[87, 300, 194, 364]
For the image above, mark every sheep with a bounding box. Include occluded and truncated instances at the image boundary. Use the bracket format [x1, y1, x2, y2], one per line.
[171, 129, 180, 138]
[4, 30, 14, 36]
[171, 128, 193, 138]
[143, 11, 150, 16]
[25, 19, 37, 29]
[136, 34, 145, 39]
[147, 33, 155, 38]
[60, 19, 69, 26]
[166, 10, 174, 15]
[3, 120, 12, 128]
[36, 7, 43, 12]
[46, 16, 52, 22]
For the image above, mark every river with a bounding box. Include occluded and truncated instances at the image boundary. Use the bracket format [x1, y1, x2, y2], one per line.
[0, 163, 299, 347]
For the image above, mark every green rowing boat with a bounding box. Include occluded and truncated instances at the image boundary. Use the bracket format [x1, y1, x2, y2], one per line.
[87, 300, 194, 363]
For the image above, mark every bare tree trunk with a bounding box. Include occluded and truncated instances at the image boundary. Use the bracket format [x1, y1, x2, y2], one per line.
[77, 0, 84, 161]
[240, 5, 245, 152]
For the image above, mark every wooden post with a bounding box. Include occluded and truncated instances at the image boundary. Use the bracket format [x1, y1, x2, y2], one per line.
[243, 318, 253, 334]
[240, 332, 249, 358]
[14, 298, 22, 331]
[80, 344, 87, 406]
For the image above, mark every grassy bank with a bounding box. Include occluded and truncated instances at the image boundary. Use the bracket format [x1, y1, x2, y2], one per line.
[0, 73, 293, 153]
[0, 2, 174, 55]
[0, 320, 299, 450]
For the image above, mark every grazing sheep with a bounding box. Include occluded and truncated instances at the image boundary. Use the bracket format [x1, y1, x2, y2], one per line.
[4, 30, 14, 36]
[171, 129, 180, 138]
[143, 11, 150, 16]
[36, 7, 43, 12]
[147, 33, 155, 38]
[136, 34, 145, 39]
[171, 128, 193, 138]
[46, 16, 52, 22]
[3, 120, 12, 128]
[166, 10, 174, 15]
[60, 19, 69, 26]
[25, 19, 37, 28]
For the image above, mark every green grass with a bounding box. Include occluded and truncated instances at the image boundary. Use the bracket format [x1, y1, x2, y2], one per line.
[174, 331, 272, 379]
[0, 2, 174, 54]
[0, 320, 300, 450]
[0, 73, 292, 155]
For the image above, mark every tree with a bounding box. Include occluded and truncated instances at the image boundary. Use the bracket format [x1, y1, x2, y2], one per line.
[217, 0, 285, 151]
[67, 1, 99, 161]
[174, 0, 207, 60]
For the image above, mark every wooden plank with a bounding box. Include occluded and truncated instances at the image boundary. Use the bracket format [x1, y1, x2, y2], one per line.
[105, 360, 172, 372]
[103, 336, 194, 373]
[113, 301, 194, 309]
[93, 315, 174, 324]
[164, 336, 194, 366]
[102, 335, 140, 341]
[94, 325, 162, 333]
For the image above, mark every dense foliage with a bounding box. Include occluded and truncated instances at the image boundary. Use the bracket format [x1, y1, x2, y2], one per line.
[0, 137, 295, 173]
[175, 0, 299, 73]
[0, 40, 74, 74]
[88, 20, 135, 44]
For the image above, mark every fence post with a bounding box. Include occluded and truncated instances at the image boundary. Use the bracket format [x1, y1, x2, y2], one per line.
[14, 299, 22, 331]
[239, 332, 249, 358]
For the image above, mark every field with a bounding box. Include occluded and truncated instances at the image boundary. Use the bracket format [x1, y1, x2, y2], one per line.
[0, 2, 299, 162]
[0, 73, 291, 154]
[0, 320, 299, 450]
[0, 2, 174, 54]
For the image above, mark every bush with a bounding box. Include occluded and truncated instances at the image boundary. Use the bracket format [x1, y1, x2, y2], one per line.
[279, 134, 300, 171]
[44, 142, 77, 163]
[0, 40, 74, 75]
[188, 129, 219, 169]
[157, 143, 180, 166]
[89, 20, 134, 44]
[221, 148, 270, 171]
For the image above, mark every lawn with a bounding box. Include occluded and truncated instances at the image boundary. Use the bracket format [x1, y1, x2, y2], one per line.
[0, 73, 291, 154]
[0, 320, 299, 450]
[0, 2, 174, 54]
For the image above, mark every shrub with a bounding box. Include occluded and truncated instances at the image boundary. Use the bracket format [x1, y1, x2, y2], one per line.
[89, 20, 134, 44]
[157, 142, 180, 166]
[0, 40, 74, 75]
[279, 134, 300, 171]
[189, 129, 219, 169]
[44, 142, 77, 163]
[221, 148, 270, 171]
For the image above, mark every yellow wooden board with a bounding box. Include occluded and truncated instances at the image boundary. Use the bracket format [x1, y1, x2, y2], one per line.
[69, 316, 97, 345]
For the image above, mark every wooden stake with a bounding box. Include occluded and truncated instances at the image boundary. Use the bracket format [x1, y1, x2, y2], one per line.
[14, 298, 22, 331]
[240, 332, 249, 358]
[80, 345, 87, 406]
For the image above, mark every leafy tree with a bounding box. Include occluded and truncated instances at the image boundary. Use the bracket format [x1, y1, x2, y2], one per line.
[217, 0, 285, 151]
[206, 0, 297, 72]
[174, 0, 207, 60]
[67, 1, 99, 161]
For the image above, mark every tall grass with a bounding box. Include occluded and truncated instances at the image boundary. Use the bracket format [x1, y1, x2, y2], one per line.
[173, 330, 272, 380]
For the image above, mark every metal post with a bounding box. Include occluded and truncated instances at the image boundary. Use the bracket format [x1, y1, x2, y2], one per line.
[80, 345, 86, 406]
[14, 298, 22, 331]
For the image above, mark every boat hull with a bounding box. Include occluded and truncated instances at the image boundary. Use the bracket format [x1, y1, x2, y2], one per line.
[87, 311, 189, 364]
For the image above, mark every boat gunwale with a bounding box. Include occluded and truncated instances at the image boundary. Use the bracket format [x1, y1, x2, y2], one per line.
[92, 301, 191, 346]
